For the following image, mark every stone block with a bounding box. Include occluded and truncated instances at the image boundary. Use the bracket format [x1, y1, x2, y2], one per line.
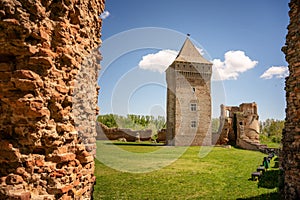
[47, 184, 73, 195]
[0, 63, 13, 72]
[6, 174, 24, 185]
[8, 190, 31, 200]
[47, 153, 76, 163]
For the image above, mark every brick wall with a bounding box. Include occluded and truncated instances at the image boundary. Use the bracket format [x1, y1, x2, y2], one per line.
[0, 0, 104, 199]
[281, 0, 300, 199]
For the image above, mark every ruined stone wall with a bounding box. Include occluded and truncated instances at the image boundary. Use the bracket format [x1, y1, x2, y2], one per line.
[0, 0, 104, 199]
[157, 128, 166, 143]
[281, 0, 300, 198]
[96, 122, 152, 142]
[217, 103, 260, 149]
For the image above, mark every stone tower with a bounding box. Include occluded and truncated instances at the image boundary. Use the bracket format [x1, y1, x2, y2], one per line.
[166, 36, 212, 146]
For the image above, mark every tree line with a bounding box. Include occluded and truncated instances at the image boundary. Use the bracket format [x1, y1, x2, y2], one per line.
[97, 114, 166, 133]
[260, 118, 285, 143]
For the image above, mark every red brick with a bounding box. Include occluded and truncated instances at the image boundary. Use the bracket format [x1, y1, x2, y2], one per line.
[35, 159, 44, 167]
[47, 153, 76, 163]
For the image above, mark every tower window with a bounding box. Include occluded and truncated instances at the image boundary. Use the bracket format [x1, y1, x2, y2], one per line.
[191, 121, 197, 128]
[192, 87, 195, 93]
[190, 103, 197, 111]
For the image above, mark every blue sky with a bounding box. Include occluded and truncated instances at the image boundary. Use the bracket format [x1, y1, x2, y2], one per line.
[97, 0, 290, 121]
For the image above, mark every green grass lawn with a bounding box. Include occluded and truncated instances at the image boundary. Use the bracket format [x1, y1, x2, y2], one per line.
[262, 141, 281, 149]
[259, 136, 281, 149]
[94, 141, 279, 199]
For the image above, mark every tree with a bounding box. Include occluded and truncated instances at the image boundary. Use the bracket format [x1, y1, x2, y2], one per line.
[211, 118, 220, 133]
[260, 119, 284, 143]
[97, 114, 118, 128]
[97, 114, 166, 131]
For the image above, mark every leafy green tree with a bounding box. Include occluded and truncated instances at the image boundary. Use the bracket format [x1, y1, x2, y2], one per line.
[211, 118, 220, 133]
[97, 114, 166, 131]
[260, 119, 284, 144]
[97, 114, 118, 128]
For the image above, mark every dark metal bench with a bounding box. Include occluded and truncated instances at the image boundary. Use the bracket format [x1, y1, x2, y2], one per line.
[251, 172, 261, 181]
[257, 166, 265, 174]
[268, 153, 274, 160]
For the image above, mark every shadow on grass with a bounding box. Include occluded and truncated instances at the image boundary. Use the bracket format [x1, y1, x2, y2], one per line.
[239, 167, 280, 199]
[236, 191, 279, 200]
[258, 169, 279, 189]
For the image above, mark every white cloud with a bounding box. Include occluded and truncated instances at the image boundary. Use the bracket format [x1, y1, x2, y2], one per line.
[260, 66, 289, 79]
[138, 49, 257, 79]
[100, 10, 110, 19]
[138, 49, 178, 73]
[212, 50, 258, 81]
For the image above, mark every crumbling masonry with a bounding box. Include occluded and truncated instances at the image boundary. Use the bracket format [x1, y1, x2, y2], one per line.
[216, 103, 265, 151]
[281, 0, 300, 199]
[0, 0, 105, 199]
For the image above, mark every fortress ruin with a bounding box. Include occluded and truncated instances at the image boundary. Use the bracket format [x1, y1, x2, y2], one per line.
[0, 0, 299, 199]
[0, 0, 104, 199]
[215, 102, 266, 151]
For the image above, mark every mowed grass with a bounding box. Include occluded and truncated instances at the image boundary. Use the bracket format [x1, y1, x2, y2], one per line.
[261, 141, 281, 148]
[94, 141, 278, 199]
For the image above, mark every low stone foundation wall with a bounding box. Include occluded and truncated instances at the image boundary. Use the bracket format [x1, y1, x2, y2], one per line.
[236, 138, 267, 152]
[96, 122, 152, 142]
[157, 129, 166, 143]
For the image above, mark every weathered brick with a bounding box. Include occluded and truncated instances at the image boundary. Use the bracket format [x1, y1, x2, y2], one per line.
[0, 0, 104, 198]
[6, 174, 24, 185]
[0, 63, 14, 72]
[281, 0, 300, 199]
[50, 184, 73, 195]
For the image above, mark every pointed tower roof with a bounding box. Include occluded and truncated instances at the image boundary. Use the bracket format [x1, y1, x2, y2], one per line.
[175, 37, 211, 64]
